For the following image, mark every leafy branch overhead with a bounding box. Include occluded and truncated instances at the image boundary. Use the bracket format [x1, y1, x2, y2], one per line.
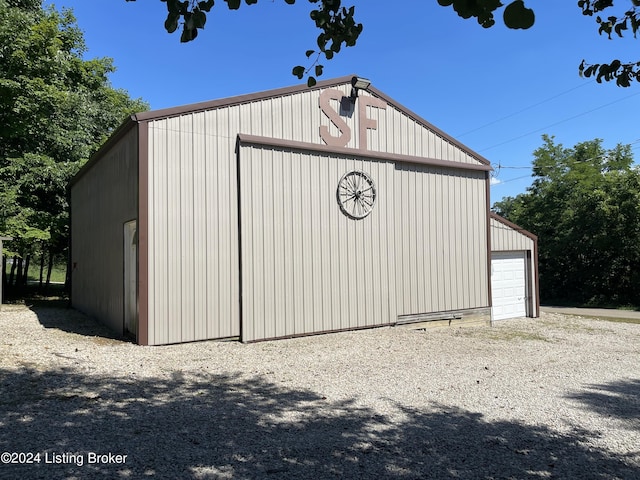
[577, 0, 640, 87]
[127, 0, 640, 87]
[124, 0, 364, 87]
[437, 0, 534, 29]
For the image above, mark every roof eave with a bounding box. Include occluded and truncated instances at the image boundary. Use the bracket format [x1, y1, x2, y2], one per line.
[133, 74, 359, 123]
[69, 115, 138, 188]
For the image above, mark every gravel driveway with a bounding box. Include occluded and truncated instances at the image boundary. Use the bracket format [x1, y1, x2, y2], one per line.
[1, 304, 639, 479]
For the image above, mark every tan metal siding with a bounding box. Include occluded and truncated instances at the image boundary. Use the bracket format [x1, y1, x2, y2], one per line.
[394, 165, 489, 315]
[142, 87, 342, 344]
[71, 127, 138, 333]
[490, 217, 535, 251]
[146, 111, 241, 345]
[336, 90, 484, 165]
[239, 143, 489, 342]
[142, 79, 490, 344]
[362, 95, 483, 165]
[239, 145, 397, 341]
[147, 82, 486, 168]
[192, 113, 207, 340]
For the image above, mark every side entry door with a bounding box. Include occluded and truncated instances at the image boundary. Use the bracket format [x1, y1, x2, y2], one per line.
[124, 220, 138, 339]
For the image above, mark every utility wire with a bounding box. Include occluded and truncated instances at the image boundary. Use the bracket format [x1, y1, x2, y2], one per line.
[492, 138, 640, 185]
[492, 138, 640, 171]
[491, 174, 532, 186]
[455, 80, 595, 138]
[492, 164, 531, 169]
[478, 91, 640, 153]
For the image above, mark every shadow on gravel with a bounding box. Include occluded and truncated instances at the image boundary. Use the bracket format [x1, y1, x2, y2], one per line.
[1, 367, 637, 479]
[566, 379, 640, 428]
[29, 306, 127, 342]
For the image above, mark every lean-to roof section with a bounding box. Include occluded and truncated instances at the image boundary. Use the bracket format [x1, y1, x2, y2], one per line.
[490, 212, 537, 251]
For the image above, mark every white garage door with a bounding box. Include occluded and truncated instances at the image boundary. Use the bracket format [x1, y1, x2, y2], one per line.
[491, 252, 527, 321]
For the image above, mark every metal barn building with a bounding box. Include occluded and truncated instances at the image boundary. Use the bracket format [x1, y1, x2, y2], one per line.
[70, 75, 539, 345]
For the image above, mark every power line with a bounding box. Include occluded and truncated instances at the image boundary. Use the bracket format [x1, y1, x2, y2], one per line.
[492, 139, 640, 186]
[455, 80, 595, 138]
[492, 138, 640, 172]
[492, 164, 531, 169]
[491, 174, 532, 186]
[478, 91, 640, 153]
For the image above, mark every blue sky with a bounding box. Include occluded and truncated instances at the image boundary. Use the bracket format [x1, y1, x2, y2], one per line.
[45, 0, 640, 204]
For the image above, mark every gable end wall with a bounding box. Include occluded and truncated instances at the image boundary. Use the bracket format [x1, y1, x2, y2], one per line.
[71, 126, 139, 334]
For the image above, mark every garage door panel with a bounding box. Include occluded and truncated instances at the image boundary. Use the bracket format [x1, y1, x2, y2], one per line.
[491, 252, 526, 321]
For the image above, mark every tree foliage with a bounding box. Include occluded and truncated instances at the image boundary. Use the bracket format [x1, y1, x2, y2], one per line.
[128, 1, 640, 87]
[0, 0, 148, 293]
[493, 135, 640, 307]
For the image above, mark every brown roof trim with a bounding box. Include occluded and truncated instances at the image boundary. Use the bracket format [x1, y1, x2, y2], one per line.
[237, 134, 492, 172]
[533, 236, 540, 317]
[131, 74, 490, 166]
[69, 116, 138, 188]
[137, 122, 149, 346]
[133, 74, 358, 122]
[490, 212, 538, 241]
[485, 173, 493, 311]
[367, 85, 491, 166]
[73, 75, 493, 186]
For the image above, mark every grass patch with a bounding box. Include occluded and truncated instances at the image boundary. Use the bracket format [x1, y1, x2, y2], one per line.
[543, 312, 640, 327]
[485, 330, 550, 342]
[458, 327, 550, 342]
[540, 318, 603, 334]
[25, 262, 66, 284]
[576, 315, 640, 325]
[543, 298, 640, 311]
[3, 258, 67, 284]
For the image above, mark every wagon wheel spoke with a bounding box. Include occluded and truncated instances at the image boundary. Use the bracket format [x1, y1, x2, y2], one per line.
[337, 171, 376, 220]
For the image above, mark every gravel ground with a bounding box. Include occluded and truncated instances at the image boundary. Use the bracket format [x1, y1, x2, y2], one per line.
[1, 305, 639, 480]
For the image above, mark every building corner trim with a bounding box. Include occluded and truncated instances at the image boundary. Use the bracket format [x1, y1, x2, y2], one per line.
[137, 121, 150, 345]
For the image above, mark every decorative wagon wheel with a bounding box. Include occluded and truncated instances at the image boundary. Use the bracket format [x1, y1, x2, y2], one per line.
[337, 170, 376, 219]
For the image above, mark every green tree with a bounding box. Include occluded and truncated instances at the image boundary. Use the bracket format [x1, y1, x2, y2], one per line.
[493, 135, 640, 306]
[0, 0, 148, 294]
[128, 0, 640, 87]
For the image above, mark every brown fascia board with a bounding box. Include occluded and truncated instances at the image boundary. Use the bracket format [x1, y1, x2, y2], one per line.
[69, 116, 138, 188]
[237, 134, 492, 173]
[72, 74, 492, 186]
[490, 212, 538, 241]
[70, 75, 357, 187]
[132, 74, 359, 122]
[367, 85, 491, 167]
[131, 74, 491, 167]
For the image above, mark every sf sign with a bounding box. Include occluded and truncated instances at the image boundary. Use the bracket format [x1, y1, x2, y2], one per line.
[318, 89, 387, 151]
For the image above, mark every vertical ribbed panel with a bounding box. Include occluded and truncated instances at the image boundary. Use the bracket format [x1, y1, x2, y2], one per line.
[239, 145, 396, 341]
[393, 165, 488, 315]
[239, 143, 489, 342]
[142, 79, 490, 344]
[363, 96, 483, 165]
[147, 109, 241, 345]
[490, 217, 535, 251]
[143, 86, 347, 344]
[71, 127, 138, 334]
[192, 112, 207, 340]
